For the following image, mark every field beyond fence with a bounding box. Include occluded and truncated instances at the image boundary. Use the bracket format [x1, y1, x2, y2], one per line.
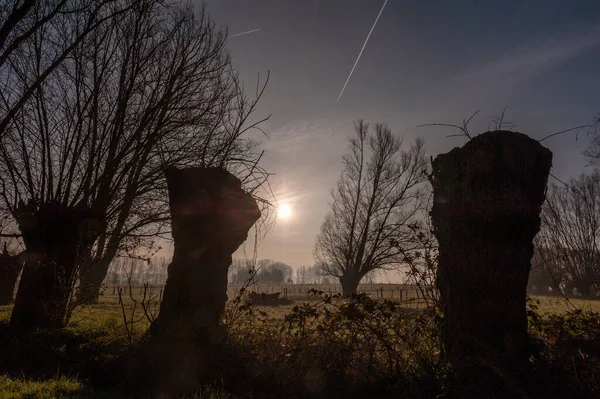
[100, 282, 600, 315]
[102, 283, 426, 305]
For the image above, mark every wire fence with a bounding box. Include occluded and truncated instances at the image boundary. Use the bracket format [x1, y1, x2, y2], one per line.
[101, 283, 427, 308]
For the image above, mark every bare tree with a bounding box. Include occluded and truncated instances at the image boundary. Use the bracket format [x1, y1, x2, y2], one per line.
[314, 120, 428, 295]
[528, 243, 569, 295]
[0, 0, 142, 139]
[583, 113, 600, 163]
[294, 265, 328, 285]
[4, 0, 270, 330]
[539, 171, 600, 297]
[255, 259, 293, 284]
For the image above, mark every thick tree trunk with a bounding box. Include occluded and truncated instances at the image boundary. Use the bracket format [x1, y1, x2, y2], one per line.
[136, 167, 260, 396]
[77, 256, 112, 304]
[575, 280, 593, 298]
[430, 131, 552, 394]
[10, 201, 104, 330]
[340, 274, 361, 295]
[0, 245, 22, 305]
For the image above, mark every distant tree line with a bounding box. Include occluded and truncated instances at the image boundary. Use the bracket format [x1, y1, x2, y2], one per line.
[227, 259, 332, 285]
[101, 257, 372, 287]
[104, 256, 169, 287]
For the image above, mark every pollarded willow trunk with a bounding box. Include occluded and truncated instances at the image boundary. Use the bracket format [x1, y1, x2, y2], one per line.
[10, 201, 104, 330]
[0, 245, 22, 305]
[430, 131, 552, 390]
[340, 273, 362, 296]
[138, 167, 260, 396]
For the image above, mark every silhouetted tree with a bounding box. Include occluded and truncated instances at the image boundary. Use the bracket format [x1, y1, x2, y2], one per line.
[429, 130, 552, 393]
[0, 243, 21, 304]
[583, 113, 600, 163]
[256, 259, 293, 284]
[527, 244, 568, 295]
[4, 0, 269, 330]
[228, 258, 293, 285]
[294, 265, 325, 284]
[0, 0, 141, 139]
[228, 258, 253, 285]
[314, 120, 427, 295]
[539, 171, 600, 297]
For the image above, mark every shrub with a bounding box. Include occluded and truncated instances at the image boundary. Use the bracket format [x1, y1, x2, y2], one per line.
[221, 290, 446, 398]
[528, 298, 600, 398]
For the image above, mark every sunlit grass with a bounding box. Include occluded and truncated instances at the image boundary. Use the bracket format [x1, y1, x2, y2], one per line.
[529, 295, 600, 314]
[1, 290, 599, 398]
[2, 291, 599, 328]
[0, 375, 232, 399]
[0, 375, 101, 399]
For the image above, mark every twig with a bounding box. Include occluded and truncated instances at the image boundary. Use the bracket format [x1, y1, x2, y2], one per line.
[538, 125, 595, 143]
[418, 110, 480, 140]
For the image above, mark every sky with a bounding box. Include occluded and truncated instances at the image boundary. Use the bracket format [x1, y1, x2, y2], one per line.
[198, 0, 600, 276]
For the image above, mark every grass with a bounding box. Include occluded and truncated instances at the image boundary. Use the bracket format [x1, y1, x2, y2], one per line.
[0, 291, 599, 398]
[529, 295, 600, 314]
[0, 376, 233, 399]
[0, 376, 113, 399]
[3, 293, 598, 327]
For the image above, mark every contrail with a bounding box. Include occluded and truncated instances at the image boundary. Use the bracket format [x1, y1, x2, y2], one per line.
[227, 28, 261, 39]
[337, 0, 388, 103]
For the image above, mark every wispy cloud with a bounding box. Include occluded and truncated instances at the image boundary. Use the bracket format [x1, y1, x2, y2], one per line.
[480, 33, 598, 75]
[445, 31, 600, 98]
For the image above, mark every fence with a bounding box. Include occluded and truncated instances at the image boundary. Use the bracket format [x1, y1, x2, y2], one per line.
[101, 283, 427, 308]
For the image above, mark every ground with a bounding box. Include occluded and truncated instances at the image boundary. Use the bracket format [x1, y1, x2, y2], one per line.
[0, 286, 599, 398]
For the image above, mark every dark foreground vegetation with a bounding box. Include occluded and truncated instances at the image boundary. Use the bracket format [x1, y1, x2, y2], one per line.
[0, 293, 599, 398]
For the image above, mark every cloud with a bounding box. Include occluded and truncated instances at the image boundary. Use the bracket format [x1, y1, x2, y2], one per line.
[477, 33, 598, 75]
[439, 30, 600, 102]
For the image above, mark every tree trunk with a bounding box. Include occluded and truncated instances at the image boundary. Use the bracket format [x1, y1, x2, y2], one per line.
[133, 167, 260, 396]
[0, 245, 22, 305]
[430, 131, 552, 394]
[575, 280, 593, 298]
[77, 256, 113, 304]
[340, 273, 361, 295]
[10, 201, 104, 330]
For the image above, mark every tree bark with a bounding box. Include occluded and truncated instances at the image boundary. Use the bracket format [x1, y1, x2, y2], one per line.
[10, 201, 104, 330]
[0, 245, 22, 305]
[340, 273, 361, 295]
[429, 131, 552, 393]
[135, 167, 260, 396]
[77, 256, 113, 304]
[575, 280, 593, 298]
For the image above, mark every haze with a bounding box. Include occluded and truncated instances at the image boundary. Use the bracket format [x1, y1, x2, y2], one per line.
[198, 0, 600, 271]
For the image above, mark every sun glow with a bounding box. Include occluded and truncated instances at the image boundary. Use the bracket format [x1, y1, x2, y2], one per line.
[277, 204, 292, 220]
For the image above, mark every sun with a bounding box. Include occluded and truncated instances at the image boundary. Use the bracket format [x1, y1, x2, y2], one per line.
[277, 204, 291, 220]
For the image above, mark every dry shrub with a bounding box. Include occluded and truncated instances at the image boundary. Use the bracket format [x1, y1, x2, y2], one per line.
[221, 290, 445, 398]
[528, 299, 600, 398]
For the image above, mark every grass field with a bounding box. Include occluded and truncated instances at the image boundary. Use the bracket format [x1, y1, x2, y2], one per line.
[3, 286, 599, 326]
[1, 288, 599, 398]
[98, 283, 600, 316]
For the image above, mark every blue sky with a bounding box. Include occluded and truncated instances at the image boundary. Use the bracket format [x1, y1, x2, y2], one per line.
[200, 0, 600, 272]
